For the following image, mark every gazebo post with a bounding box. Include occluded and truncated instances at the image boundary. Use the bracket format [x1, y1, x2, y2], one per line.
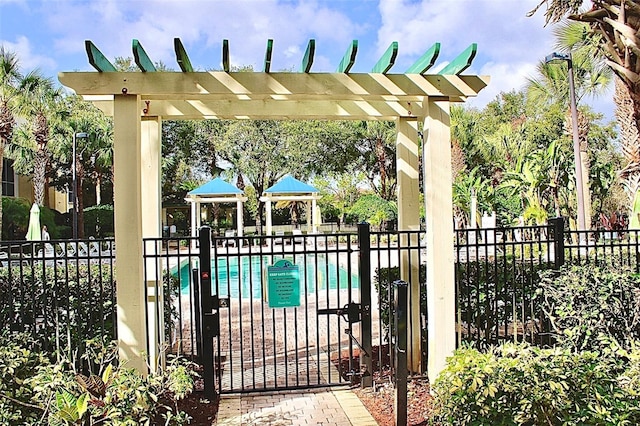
[265, 197, 273, 236]
[311, 198, 318, 234]
[190, 200, 197, 249]
[236, 199, 244, 238]
[141, 116, 164, 372]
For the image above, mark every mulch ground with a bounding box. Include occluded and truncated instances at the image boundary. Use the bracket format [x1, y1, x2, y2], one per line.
[334, 344, 435, 426]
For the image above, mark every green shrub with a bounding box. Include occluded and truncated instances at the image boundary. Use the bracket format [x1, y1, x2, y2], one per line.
[455, 258, 550, 347]
[83, 204, 114, 238]
[0, 333, 196, 425]
[0, 263, 116, 361]
[374, 264, 427, 341]
[537, 263, 640, 352]
[0, 332, 50, 425]
[430, 342, 640, 425]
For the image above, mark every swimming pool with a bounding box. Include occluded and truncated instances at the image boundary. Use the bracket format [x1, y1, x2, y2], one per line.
[176, 254, 359, 299]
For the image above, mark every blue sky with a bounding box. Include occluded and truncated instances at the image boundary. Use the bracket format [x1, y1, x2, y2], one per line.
[0, 0, 614, 118]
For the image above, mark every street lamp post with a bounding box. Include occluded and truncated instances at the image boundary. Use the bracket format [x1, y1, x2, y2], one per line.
[72, 132, 88, 239]
[545, 52, 587, 233]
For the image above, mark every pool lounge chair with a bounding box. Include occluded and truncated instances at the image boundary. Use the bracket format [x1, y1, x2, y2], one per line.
[273, 230, 285, 245]
[292, 229, 304, 245]
[223, 229, 236, 247]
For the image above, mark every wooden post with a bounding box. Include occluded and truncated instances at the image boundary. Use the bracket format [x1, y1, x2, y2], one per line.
[141, 116, 163, 371]
[396, 117, 422, 373]
[113, 94, 147, 374]
[424, 99, 455, 382]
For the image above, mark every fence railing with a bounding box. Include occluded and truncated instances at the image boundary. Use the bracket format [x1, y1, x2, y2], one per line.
[0, 238, 116, 367]
[6, 217, 640, 375]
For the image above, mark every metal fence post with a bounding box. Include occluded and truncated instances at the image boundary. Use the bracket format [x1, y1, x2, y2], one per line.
[198, 226, 216, 399]
[549, 217, 565, 269]
[357, 222, 373, 388]
[192, 268, 203, 361]
[393, 280, 408, 426]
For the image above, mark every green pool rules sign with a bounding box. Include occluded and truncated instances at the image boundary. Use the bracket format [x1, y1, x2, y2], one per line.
[267, 259, 300, 308]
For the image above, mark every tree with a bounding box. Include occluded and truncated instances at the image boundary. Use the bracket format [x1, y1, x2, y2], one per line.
[0, 47, 25, 234]
[16, 73, 66, 206]
[527, 23, 612, 226]
[311, 170, 364, 228]
[529, 0, 640, 213]
[348, 193, 397, 230]
[353, 121, 397, 201]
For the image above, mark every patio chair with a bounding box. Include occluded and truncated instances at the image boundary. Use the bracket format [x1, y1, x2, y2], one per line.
[273, 230, 285, 245]
[35, 243, 63, 267]
[224, 229, 236, 247]
[292, 229, 304, 245]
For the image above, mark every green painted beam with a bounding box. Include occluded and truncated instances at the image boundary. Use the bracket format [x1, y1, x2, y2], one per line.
[301, 39, 315, 73]
[371, 41, 398, 74]
[132, 39, 156, 72]
[438, 43, 477, 75]
[174, 38, 193, 72]
[336, 40, 358, 73]
[223, 39, 230, 72]
[264, 39, 273, 73]
[84, 40, 116, 72]
[406, 42, 440, 74]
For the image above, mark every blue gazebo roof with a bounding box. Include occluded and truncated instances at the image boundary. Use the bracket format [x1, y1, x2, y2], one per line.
[265, 175, 318, 194]
[188, 177, 243, 196]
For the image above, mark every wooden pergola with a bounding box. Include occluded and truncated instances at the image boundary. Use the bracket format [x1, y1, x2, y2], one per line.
[58, 38, 489, 381]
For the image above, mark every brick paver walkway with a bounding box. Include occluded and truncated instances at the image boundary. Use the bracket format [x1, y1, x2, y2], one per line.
[216, 387, 378, 425]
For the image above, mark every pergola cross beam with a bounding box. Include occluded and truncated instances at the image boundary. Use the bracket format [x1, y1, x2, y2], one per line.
[371, 41, 398, 74]
[438, 43, 478, 75]
[133, 39, 156, 72]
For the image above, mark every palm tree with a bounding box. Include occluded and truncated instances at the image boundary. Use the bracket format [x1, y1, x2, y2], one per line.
[0, 47, 24, 234]
[18, 73, 66, 206]
[529, 1, 640, 218]
[526, 22, 612, 227]
[354, 121, 397, 202]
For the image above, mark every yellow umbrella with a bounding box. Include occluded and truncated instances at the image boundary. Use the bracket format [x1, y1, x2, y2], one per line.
[25, 203, 41, 241]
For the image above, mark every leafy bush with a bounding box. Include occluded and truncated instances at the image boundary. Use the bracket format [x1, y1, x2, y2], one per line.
[0, 333, 196, 425]
[430, 342, 640, 425]
[456, 258, 550, 347]
[83, 204, 114, 238]
[537, 263, 640, 352]
[374, 264, 427, 341]
[0, 332, 50, 424]
[0, 263, 116, 362]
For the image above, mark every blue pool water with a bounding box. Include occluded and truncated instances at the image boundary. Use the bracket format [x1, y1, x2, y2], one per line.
[176, 254, 359, 299]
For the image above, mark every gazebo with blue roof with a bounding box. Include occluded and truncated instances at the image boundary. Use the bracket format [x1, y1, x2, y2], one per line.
[185, 177, 247, 242]
[260, 175, 321, 236]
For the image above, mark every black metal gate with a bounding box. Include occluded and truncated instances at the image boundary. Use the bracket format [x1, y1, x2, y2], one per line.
[195, 225, 372, 394]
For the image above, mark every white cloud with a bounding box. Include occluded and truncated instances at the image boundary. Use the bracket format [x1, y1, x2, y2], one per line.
[0, 35, 57, 72]
[42, 0, 362, 72]
[466, 60, 537, 109]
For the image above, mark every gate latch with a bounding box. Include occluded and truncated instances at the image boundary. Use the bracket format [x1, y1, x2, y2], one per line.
[317, 302, 362, 323]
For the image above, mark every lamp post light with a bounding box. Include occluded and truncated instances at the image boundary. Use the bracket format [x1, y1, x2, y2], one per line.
[545, 52, 587, 233]
[72, 132, 88, 239]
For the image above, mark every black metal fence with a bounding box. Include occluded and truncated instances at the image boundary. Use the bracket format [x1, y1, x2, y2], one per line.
[6, 217, 640, 386]
[0, 238, 116, 367]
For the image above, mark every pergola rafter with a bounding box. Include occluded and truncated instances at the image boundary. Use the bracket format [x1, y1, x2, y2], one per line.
[59, 37, 490, 384]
